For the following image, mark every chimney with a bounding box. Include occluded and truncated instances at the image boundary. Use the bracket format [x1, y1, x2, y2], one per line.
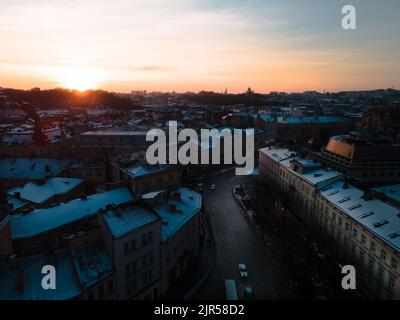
[173, 192, 181, 201]
[169, 203, 176, 212]
[363, 189, 373, 201]
[14, 192, 21, 199]
[45, 165, 51, 173]
[80, 193, 87, 200]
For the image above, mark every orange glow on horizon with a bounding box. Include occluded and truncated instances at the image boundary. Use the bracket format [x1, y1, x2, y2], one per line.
[58, 67, 98, 92]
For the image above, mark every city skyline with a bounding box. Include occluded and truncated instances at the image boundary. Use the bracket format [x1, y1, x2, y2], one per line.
[1, 0, 400, 93]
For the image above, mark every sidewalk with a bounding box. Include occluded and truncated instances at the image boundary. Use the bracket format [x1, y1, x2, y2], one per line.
[233, 182, 367, 300]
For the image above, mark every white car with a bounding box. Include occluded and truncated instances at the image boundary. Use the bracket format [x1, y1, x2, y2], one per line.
[210, 184, 216, 191]
[238, 264, 248, 278]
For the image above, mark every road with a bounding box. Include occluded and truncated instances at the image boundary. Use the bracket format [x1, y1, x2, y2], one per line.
[194, 169, 297, 300]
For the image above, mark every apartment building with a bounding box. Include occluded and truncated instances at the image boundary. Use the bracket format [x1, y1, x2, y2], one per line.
[259, 147, 400, 299]
[307, 132, 400, 188]
[99, 204, 162, 300]
[317, 182, 400, 299]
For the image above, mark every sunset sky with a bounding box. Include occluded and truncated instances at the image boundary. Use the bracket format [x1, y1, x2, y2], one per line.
[1, 0, 399, 93]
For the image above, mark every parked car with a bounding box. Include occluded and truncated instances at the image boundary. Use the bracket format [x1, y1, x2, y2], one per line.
[244, 287, 254, 300]
[238, 264, 248, 278]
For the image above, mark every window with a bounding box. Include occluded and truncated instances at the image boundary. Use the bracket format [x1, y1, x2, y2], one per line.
[88, 291, 94, 300]
[148, 232, 153, 243]
[381, 250, 386, 262]
[361, 235, 367, 245]
[141, 234, 147, 247]
[389, 277, 395, 290]
[378, 267, 384, 279]
[370, 242, 376, 254]
[345, 223, 350, 231]
[368, 258, 374, 271]
[351, 243, 356, 254]
[392, 258, 398, 271]
[130, 239, 136, 252]
[352, 229, 358, 239]
[124, 242, 129, 256]
[339, 217, 343, 227]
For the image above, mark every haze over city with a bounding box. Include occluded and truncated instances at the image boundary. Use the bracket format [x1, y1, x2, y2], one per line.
[1, 0, 400, 93]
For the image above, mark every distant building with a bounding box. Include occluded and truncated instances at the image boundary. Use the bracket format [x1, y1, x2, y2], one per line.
[276, 116, 353, 145]
[254, 114, 277, 142]
[307, 131, 400, 188]
[0, 158, 72, 192]
[362, 104, 400, 142]
[79, 130, 157, 147]
[111, 162, 181, 196]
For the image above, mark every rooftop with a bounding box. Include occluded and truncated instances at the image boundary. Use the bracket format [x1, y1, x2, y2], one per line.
[259, 147, 298, 161]
[7, 177, 83, 204]
[126, 164, 171, 178]
[81, 130, 151, 136]
[70, 242, 114, 290]
[0, 158, 71, 180]
[153, 188, 201, 242]
[320, 181, 400, 251]
[11, 187, 134, 240]
[102, 205, 159, 239]
[280, 157, 343, 187]
[279, 116, 349, 125]
[373, 184, 400, 205]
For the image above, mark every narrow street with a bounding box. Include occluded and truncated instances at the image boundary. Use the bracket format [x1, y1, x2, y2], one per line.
[194, 170, 297, 300]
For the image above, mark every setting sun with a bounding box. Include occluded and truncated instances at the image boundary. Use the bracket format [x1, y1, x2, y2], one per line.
[59, 67, 98, 91]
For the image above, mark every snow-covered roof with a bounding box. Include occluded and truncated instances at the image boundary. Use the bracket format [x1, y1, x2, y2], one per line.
[81, 130, 149, 136]
[279, 116, 348, 125]
[7, 196, 28, 211]
[259, 147, 297, 161]
[11, 187, 135, 240]
[280, 157, 343, 187]
[142, 190, 164, 199]
[0, 158, 71, 180]
[70, 242, 114, 289]
[320, 181, 400, 252]
[153, 188, 201, 241]
[7, 177, 83, 204]
[259, 114, 275, 122]
[126, 164, 170, 178]
[102, 205, 159, 239]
